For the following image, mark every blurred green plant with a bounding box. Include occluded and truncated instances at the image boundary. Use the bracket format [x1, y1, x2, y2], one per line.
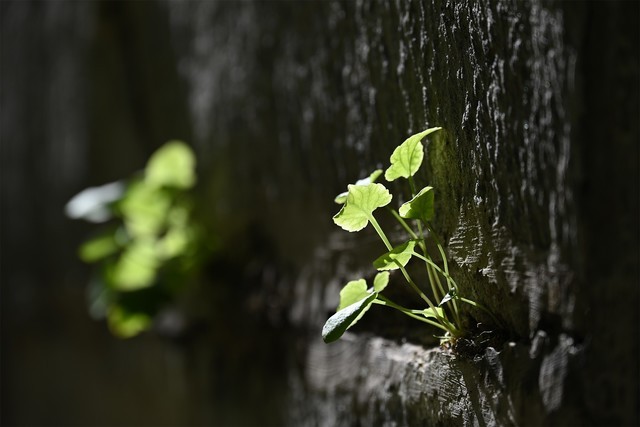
[66, 141, 208, 338]
[322, 128, 497, 347]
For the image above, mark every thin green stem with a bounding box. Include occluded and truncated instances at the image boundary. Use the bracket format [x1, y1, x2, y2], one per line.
[424, 261, 446, 314]
[408, 176, 418, 197]
[367, 215, 453, 328]
[424, 223, 462, 322]
[427, 257, 447, 300]
[395, 185, 445, 313]
[389, 206, 442, 302]
[373, 297, 451, 333]
[389, 207, 458, 327]
[388, 208, 418, 240]
[411, 252, 455, 284]
[425, 224, 449, 275]
[368, 214, 393, 251]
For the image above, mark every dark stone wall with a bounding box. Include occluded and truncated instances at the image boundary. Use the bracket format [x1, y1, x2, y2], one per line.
[2, 1, 637, 425]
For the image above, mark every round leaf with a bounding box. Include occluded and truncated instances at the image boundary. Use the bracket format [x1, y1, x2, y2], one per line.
[333, 183, 392, 232]
[145, 140, 196, 189]
[334, 169, 384, 204]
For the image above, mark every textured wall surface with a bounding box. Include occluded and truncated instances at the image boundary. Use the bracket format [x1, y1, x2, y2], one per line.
[2, 1, 638, 426]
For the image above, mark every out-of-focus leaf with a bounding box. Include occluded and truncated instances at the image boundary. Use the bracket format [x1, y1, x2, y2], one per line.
[111, 239, 159, 291]
[108, 306, 151, 338]
[120, 181, 170, 237]
[145, 141, 196, 189]
[79, 232, 119, 262]
[65, 181, 124, 223]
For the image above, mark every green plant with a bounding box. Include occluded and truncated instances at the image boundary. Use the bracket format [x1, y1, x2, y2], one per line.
[66, 141, 209, 338]
[322, 128, 494, 346]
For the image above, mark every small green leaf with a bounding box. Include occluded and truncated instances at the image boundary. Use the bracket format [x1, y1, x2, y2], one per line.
[322, 292, 377, 343]
[385, 127, 442, 181]
[373, 240, 417, 270]
[334, 169, 384, 204]
[79, 232, 119, 262]
[373, 271, 390, 292]
[108, 306, 151, 338]
[422, 307, 444, 319]
[338, 279, 369, 310]
[333, 183, 392, 232]
[111, 239, 159, 291]
[145, 140, 196, 189]
[120, 180, 171, 237]
[399, 186, 435, 223]
[439, 288, 457, 306]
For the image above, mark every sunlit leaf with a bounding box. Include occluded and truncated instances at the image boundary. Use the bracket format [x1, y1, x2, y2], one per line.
[120, 181, 170, 237]
[399, 186, 435, 223]
[335, 169, 384, 204]
[79, 232, 119, 263]
[108, 306, 151, 338]
[145, 140, 196, 189]
[373, 240, 417, 270]
[111, 239, 159, 291]
[373, 271, 390, 292]
[322, 292, 377, 343]
[337, 278, 374, 328]
[422, 307, 444, 319]
[333, 183, 392, 232]
[338, 279, 369, 310]
[385, 127, 442, 181]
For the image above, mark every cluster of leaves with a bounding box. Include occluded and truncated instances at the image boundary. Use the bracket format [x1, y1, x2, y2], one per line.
[322, 128, 491, 345]
[66, 141, 206, 338]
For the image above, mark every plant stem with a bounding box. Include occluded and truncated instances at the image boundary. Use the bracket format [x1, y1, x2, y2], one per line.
[425, 223, 461, 321]
[397, 181, 446, 316]
[368, 214, 451, 327]
[411, 252, 455, 284]
[427, 256, 447, 300]
[373, 297, 450, 333]
[388, 208, 418, 240]
[368, 214, 393, 251]
[390, 207, 444, 305]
